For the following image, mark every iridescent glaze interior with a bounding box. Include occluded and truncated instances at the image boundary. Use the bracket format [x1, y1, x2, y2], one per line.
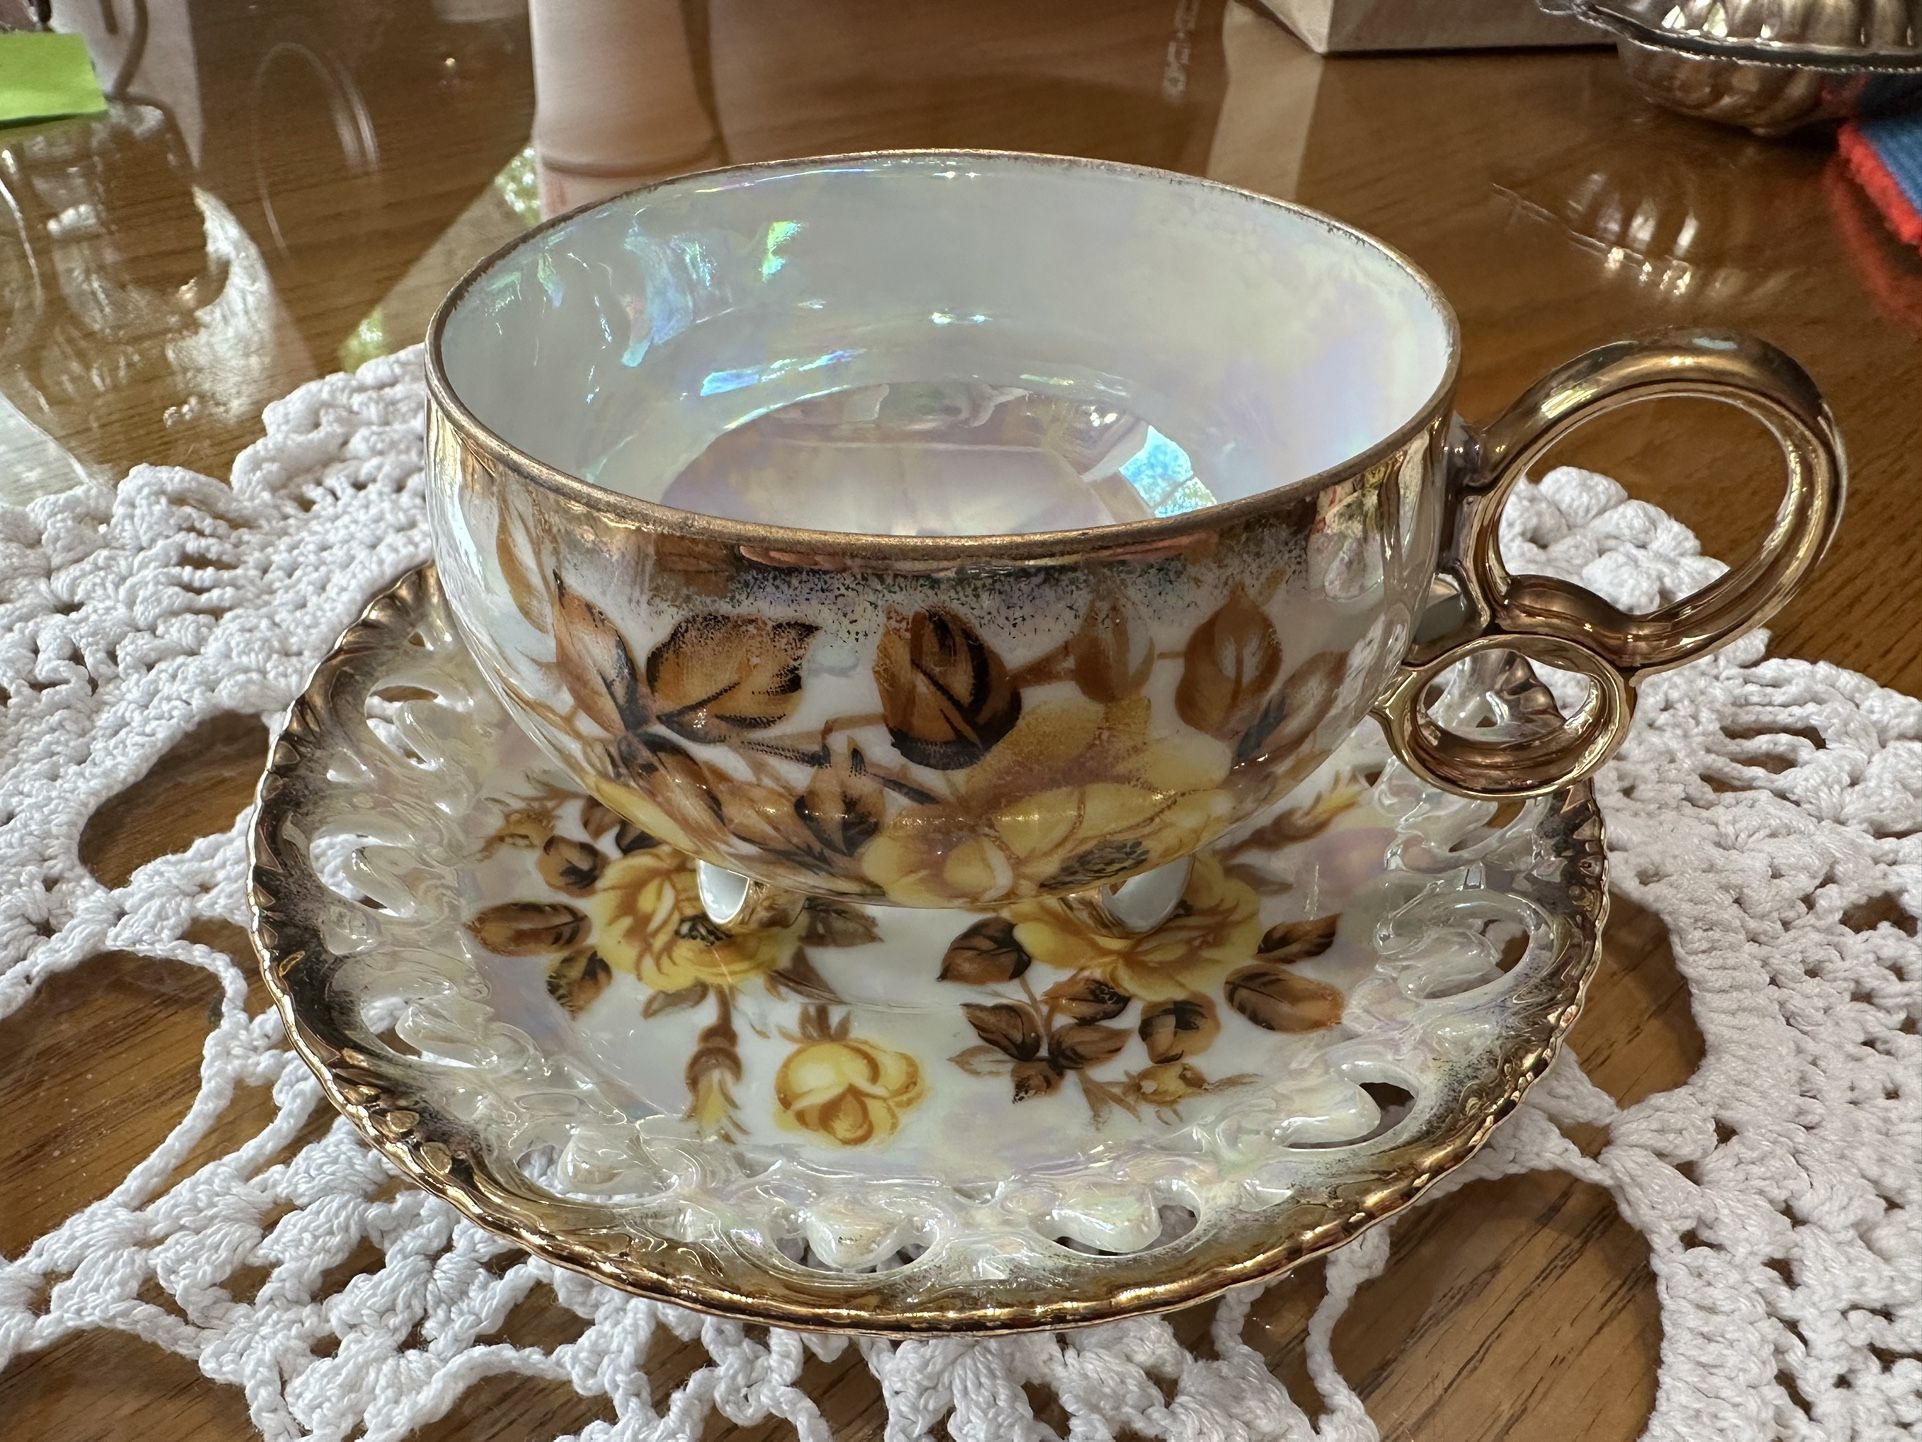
[436, 153, 1454, 536]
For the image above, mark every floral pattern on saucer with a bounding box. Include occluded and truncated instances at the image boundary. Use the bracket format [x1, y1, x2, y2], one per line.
[255, 566, 1605, 1331]
[455, 747, 1502, 1171]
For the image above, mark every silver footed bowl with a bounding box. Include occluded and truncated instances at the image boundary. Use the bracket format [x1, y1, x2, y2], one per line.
[1560, 0, 1922, 132]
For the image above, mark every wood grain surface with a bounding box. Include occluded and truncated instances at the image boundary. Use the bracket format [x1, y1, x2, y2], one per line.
[3, 1, 1919, 1437]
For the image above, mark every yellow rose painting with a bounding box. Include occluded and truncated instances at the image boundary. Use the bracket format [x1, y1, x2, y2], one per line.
[862, 697, 1234, 908]
[775, 1037, 926, 1146]
[584, 845, 797, 993]
[1008, 852, 1264, 1001]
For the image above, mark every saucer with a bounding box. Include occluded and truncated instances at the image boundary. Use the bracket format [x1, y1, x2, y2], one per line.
[252, 566, 1606, 1334]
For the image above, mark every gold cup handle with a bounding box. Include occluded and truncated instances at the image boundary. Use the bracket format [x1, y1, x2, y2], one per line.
[1377, 329, 1846, 800]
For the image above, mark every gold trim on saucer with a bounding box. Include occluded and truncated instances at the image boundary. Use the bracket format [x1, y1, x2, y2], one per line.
[251, 565, 1608, 1336]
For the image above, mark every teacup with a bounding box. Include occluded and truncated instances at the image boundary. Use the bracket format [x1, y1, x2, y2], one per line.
[425, 151, 1842, 922]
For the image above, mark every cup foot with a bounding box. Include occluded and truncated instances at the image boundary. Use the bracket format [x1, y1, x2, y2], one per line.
[696, 861, 804, 931]
[1052, 857, 1195, 937]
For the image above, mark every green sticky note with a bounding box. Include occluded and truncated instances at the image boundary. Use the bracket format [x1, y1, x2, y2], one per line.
[0, 32, 108, 128]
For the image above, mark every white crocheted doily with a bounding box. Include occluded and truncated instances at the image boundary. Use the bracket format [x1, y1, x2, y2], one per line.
[1, 350, 1916, 1441]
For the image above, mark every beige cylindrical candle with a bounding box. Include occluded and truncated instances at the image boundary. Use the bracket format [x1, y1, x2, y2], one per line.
[528, 0, 725, 214]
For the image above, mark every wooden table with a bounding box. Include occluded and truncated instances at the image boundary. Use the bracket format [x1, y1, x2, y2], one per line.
[3, 2, 1918, 1437]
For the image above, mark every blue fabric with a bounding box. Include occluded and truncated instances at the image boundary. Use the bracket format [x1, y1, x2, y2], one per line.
[1857, 108, 1922, 214]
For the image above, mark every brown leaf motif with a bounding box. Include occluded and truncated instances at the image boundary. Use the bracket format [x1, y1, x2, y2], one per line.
[802, 899, 881, 948]
[1237, 775, 1363, 850]
[1048, 1022, 1129, 1071]
[545, 948, 611, 1015]
[578, 799, 621, 839]
[874, 608, 1022, 770]
[494, 502, 550, 630]
[1047, 837, 1153, 894]
[646, 612, 817, 743]
[767, 947, 843, 1004]
[1237, 650, 1349, 765]
[1176, 587, 1283, 742]
[1138, 994, 1219, 1063]
[1042, 972, 1131, 1023]
[963, 1001, 1042, 1060]
[641, 982, 710, 1019]
[1069, 590, 1153, 703]
[484, 807, 554, 855]
[467, 901, 588, 956]
[1225, 962, 1345, 1033]
[537, 835, 604, 895]
[794, 1002, 843, 1041]
[612, 818, 659, 853]
[610, 733, 729, 846]
[1010, 1059, 1062, 1102]
[713, 779, 830, 863]
[794, 744, 885, 860]
[940, 917, 1031, 985]
[552, 579, 646, 736]
[951, 1043, 1013, 1077]
[1258, 914, 1340, 965]
[685, 1006, 744, 1138]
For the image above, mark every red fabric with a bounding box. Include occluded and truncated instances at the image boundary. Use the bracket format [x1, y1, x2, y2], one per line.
[1826, 158, 1922, 337]
[1839, 121, 1922, 252]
